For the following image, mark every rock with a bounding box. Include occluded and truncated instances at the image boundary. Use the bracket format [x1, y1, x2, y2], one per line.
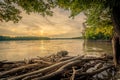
[57, 51, 68, 57]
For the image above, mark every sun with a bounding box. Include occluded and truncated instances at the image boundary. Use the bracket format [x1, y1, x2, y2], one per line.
[40, 30, 44, 36]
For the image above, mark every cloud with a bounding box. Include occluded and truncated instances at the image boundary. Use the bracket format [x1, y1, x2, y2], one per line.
[0, 8, 86, 38]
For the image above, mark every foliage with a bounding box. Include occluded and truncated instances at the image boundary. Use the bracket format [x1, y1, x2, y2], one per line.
[55, 0, 120, 27]
[0, 0, 22, 23]
[0, 0, 55, 23]
[0, 0, 120, 40]
[0, 0, 120, 25]
[84, 26, 113, 40]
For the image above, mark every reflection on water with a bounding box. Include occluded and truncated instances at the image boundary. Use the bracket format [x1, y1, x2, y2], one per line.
[0, 40, 112, 61]
[83, 40, 112, 56]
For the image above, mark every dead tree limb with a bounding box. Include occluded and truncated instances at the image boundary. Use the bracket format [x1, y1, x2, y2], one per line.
[33, 60, 82, 80]
[70, 67, 76, 80]
[58, 57, 74, 62]
[22, 73, 42, 80]
[9, 55, 84, 80]
[33, 60, 52, 65]
[76, 65, 114, 76]
[0, 63, 41, 78]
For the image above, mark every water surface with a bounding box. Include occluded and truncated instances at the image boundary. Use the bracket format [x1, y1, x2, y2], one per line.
[0, 39, 112, 61]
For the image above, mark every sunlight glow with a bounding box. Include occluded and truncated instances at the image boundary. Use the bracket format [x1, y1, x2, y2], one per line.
[40, 30, 44, 36]
[0, 8, 86, 38]
[39, 40, 45, 50]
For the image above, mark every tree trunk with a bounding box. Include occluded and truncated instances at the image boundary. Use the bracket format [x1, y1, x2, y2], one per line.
[112, 6, 120, 66]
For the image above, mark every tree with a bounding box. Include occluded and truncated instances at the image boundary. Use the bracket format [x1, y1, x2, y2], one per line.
[0, 0, 120, 66]
[0, 0, 54, 22]
[84, 26, 113, 40]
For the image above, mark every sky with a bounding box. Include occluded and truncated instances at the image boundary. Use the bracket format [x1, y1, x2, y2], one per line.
[0, 8, 86, 38]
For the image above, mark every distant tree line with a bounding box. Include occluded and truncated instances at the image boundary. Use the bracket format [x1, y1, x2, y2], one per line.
[0, 36, 50, 41]
[52, 37, 83, 40]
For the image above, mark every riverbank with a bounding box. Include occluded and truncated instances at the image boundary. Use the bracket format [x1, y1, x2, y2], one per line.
[84, 39, 111, 42]
[0, 51, 118, 80]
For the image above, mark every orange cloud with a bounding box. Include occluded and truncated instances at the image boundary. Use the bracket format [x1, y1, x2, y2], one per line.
[0, 8, 86, 38]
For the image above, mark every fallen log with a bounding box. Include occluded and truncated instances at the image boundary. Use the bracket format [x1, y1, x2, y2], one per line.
[33, 60, 52, 65]
[70, 67, 76, 80]
[33, 60, 83, 80]
[75, 65, 115, 79]
[22, 73, 42, 80]
[9, 55, 114, 80]
[66, 60, 102, 76]
[33, 57, 109, 80]
[0, 63, 43, 78]
[0, 53, 117, 80]
[58, 56, 74, 62]
[9, 55, 84, 80]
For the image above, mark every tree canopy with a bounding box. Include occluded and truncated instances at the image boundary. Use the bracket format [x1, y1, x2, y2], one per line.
[0, 0, 120, 27]
[0, 0, 55, 22]
[84, 26, 113, 40]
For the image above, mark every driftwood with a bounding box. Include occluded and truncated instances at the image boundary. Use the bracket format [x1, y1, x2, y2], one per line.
[0, 63, 43, 77]
[76, 65, 114, 76]
[22, 73, 42, 80]
[33, 60, 52, 64]
[32, 60, 83, 80]
[70, 67, 76, 80]
[58, 56, 74, 62]
[0, 51, 118, 80]
[9, 55, 84, 80]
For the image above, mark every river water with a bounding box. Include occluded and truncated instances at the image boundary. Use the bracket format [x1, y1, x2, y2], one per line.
[0, 39, 112, 61]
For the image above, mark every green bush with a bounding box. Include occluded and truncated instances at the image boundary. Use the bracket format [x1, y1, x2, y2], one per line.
[84, 26, 113, 40]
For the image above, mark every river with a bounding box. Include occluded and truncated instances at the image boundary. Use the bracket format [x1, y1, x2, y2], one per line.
[0, 39, 112, 61]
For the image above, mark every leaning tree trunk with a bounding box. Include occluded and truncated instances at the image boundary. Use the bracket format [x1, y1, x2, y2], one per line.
[112, 6, 120, 66]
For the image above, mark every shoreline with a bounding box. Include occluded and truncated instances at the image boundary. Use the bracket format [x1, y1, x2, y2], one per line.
[84, 39, 111, 42]
[0, 51, 117, 80]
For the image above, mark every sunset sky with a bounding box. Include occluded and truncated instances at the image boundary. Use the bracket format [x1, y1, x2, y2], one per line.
[0, 8, 86, 38]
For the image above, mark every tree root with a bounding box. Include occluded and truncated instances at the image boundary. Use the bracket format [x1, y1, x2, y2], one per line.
[0, 51, 117, 80]
[0, 63, 42, 78]
[9, 55, 84, 80]
[70, 67, 76, 80]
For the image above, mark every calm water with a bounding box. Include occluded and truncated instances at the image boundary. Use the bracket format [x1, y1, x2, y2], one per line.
[0, 39, 112, 61]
